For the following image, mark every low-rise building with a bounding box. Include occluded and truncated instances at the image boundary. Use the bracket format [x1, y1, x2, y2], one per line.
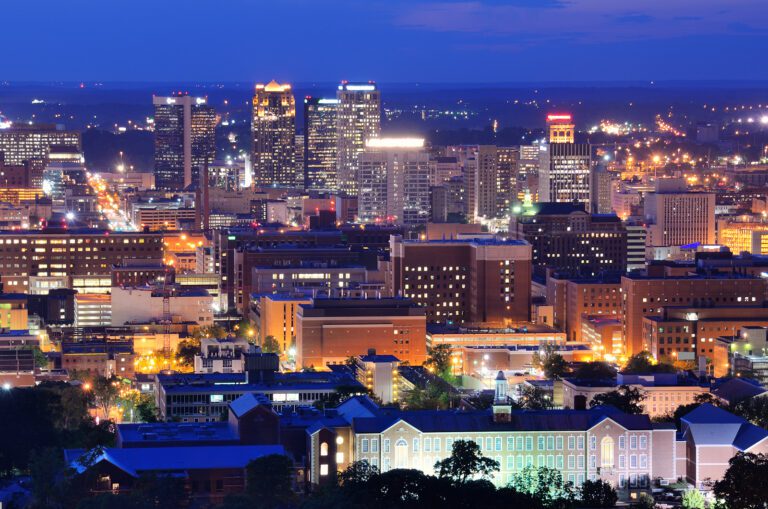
[193, 338, 250, 374]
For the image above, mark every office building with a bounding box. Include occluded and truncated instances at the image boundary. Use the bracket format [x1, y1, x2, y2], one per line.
[251, 81, 297, 188]
[295, 297, 427, 369]
[496, 147, 518, 218]
[304, 97, 338, 192]
[644, 179, 715, 251]
[74, 293, 112, 328]
[388, 235, 532, 326]
[358, 138, 430, 225]
[0, 124, 81, 188]
[621, 273, 766, 356]
[0, 227, 163, 293]
[194, 337, 250, 374]
[153, 94, 216, 191]
[540, 143, 592, 207]
[510, 202, 627, 277]
[336, 82, 381, 196]
[591, 164, 613, 214]
[516, 144, 544, 201]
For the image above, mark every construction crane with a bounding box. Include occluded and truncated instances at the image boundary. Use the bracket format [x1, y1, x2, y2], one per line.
[161, 266, 173, 372]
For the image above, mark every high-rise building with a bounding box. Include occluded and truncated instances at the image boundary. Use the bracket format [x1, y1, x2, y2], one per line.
[591, 164, 614, 214]
[388, 235, 532, 327]
[251, 81, 297, 188]
[153, 94, 216, 191]
[358, 138, 430, 226]
[644, 178, 715, 251]
[336, 82, 381, 196]
[496, 146, 518, 218]
[540, 113, 591, 207]
[516, 144, 544, 201]
[540, 142, 592, 206]
[304, 97, 338, 192]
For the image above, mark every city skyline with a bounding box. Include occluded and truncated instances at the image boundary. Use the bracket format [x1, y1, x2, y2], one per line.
[2, 0, 768, 83]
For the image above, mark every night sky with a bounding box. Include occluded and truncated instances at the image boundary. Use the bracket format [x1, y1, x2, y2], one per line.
[3, 0, 767, 82]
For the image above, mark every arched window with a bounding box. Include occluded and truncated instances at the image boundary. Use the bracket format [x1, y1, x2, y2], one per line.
[320, 442, 328, 456]
[600, 437, 614, 468]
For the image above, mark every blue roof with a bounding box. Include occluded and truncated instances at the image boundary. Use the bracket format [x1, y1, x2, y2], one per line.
[712, 378, 768, 404]
[353, 407, 652, 434]
[681, 404, 768, 450]
[118, 422, 237, 445]
[230, 393, 271, 418]
[359, 354, 400, 363]
[66, 445, 287, 476]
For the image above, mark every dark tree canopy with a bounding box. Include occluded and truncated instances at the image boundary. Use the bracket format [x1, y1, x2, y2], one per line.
[590, 385, 645, 414]
[579, 479, 618, 508]
[434, 439, 500, 483]
[714, 452, 768, 509]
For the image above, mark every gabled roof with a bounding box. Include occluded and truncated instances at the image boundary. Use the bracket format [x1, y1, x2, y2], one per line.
[229, 393, 270, 418]
[681, 404, 768, 451]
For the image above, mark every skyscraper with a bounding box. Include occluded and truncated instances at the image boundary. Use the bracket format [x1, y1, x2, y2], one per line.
[540, 114, 591, 207]
[0, 124, 81, 189]
[336, 82, 381, 196]
[153, 94, 216, 191]
[304, 97, 338, 192]
[358, 138, 430, 226]
[251, 81, 297, 188]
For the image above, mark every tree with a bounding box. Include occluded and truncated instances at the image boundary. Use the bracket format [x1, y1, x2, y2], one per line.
[713, 452, 768, 509]
[175, 337, 200, 368]
[731, 396, 768, 429]
[91, 376, 119, 419]
[573, 362, 615, 381]
[191, 325, 227, 340]
[434, 439, 500, 483]
[426, 344, 453, 376]
[338, 460, 379, 487]
[634, 493, 656, 509]
[508, 465, 575, 509]
[681, 490, 706, 509]
[590, 385, 645, 414]
[402, 383, 459, 410]
[579, 479, 617, 508]
[262, 335, 280, 354]
[623, 351, 675, 374]
[29, 448, 67, 509]
[533, 344, 569, 379]
[245, 454, 295, 508]
[518, 385, 555, 410]
[26, 345, 48, 369]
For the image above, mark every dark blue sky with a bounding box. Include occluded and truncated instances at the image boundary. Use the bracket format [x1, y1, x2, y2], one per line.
[3, 0, 767, 82]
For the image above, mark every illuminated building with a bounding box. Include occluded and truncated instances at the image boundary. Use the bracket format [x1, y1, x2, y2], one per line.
[621, 272, 766, 356]
[465, 145, 499, 222]
[516, 144, 544, 201]
[510, 202, 627, 278]
[251, 81, 297, 188]
[429, 156, 460, 186]
[353, 351, 401, 404]
[388, 235, 532, 327]
[251, 294, 313, 355]
[590, 164, 613, 214]
[336, 82, 381, 196]
[430, 175, 466, 223]
[717, 217, 768, 254]
[644, 179, 715, 252]
[625, 222, 647, 272]
[295, 297, 427, 369]
[304, 97, 338, 192]
[153, 94, 216, 190]
[194, 337, 249, 374]
[544, 276, 622, 344]
[61, 339, 134, 379]
[0, 227, 163, 292]
[358, 138, 430, 225]
[0, 124, 81, 188]
[540, 143, 592, 207]
[561, 373, 710, 418]
[74, 293, 112, 328]
[547, 114, 575, 143]
[496, 147, 518, 217]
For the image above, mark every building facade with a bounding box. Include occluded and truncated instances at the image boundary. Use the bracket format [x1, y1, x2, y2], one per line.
[251, 81, 297, 188]
[336, 82, 381, 196]
[304, 97, 338, 192]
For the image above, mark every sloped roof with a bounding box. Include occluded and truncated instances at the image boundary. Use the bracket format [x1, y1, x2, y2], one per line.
[712, 378, 768, 404]
[353, 407, 652, 434]
[66, 445, 286, 474]
[229, 393, 269, 418]
[681, 404, 768, 451]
